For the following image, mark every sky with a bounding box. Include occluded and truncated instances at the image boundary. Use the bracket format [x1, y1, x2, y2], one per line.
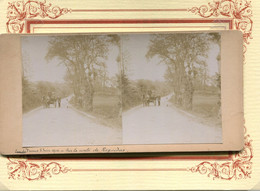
[22, 36, 67, 83]
[122, 34, 167, 81]
[22, 34, 220, 83]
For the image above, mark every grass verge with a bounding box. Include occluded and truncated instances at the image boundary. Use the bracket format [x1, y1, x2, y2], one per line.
[170, 91, 221, 127]
[72, 94, 122, 130]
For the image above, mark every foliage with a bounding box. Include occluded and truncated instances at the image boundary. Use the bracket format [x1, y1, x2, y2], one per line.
[116, 72, 137, 111]
[46, 35, 119, 111]
[22, 77, 71, 113]
[22, 77, 40, 113]
[119, 76, 171, 111]
[146, 33, 220, 110]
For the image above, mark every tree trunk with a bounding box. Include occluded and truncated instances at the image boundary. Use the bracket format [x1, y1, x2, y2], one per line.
[173, 58, 186, 106]
[183, 75, 194, 110]
[88, 90, 94, 111]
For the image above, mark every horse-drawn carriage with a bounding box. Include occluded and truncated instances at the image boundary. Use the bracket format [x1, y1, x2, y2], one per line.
[42, 92, 57, 108]
[143, 95, 157, 106]
[142, 90, 160, 106]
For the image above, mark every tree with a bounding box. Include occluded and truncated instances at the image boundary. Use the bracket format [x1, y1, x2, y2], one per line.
[146, 33, 218, 110]
[116, 35, 132, 111]
[46, 35, 118, 111]
[192, 60, 209, 90]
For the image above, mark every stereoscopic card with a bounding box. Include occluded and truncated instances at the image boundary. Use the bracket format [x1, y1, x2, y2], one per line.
[0, 30, 243, 155]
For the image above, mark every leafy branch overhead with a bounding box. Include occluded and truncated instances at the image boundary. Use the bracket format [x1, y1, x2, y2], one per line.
[46, 35, 119, 111]
[146, 33, 220, 110]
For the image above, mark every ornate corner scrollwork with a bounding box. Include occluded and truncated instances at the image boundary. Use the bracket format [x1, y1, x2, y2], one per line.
[189, 128, 253, 180]
[189, 0, 253, 53]
[7, 158, 71, 180]
[6, 0, 71, 33]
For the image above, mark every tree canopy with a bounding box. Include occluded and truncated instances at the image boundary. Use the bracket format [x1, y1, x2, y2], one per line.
[146, 33, 220, 109]
[46, 35, 118, 111]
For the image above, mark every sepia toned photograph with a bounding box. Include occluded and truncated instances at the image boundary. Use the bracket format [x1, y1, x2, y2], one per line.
[22, 35, 122, 146]
[22, 32, 222, 147]
[121, 33, 222, 144]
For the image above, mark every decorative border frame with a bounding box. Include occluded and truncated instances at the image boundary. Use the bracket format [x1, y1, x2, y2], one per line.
[189, 0, 253, 53]
[25, 18, 232, 33]
[6, 0, 71, 33]
[7, 158, 71, 181]
[5, 0, 253, 181]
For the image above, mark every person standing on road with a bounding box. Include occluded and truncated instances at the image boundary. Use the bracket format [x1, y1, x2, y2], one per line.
[157, 95, 161, 106]
[42, 96, 46, 108]
[57, 97, 61, 108]
[142, 94, 146, 107]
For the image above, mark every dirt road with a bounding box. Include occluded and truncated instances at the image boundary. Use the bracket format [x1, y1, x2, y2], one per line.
[122, 94, 222, 144]
[23, 97, 122, 147]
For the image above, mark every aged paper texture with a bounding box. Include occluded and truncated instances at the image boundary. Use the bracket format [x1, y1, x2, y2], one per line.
[0, 0, 259, 190]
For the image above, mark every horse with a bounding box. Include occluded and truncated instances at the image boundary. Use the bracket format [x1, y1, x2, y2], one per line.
[46, 96, 57, 108]
[43, 92, 57, 108]
[144, 95, 157, 106]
